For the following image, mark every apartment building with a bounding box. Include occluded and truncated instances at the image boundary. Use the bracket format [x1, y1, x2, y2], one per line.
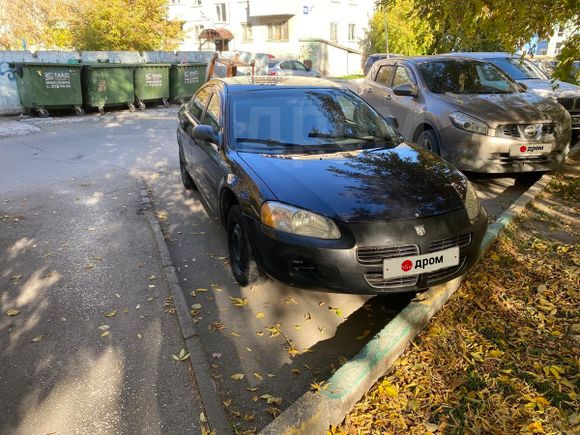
[524, 22, 579, 56]
[167, 0, 375, 75]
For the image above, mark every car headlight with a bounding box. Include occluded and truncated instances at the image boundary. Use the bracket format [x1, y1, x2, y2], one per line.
[449, 112, 488, 135]
[464, 181, 481, 220]
[260, 201, 341, 240]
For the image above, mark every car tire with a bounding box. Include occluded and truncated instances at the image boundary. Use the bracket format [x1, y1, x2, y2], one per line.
[417, 129, 441, 155]
[227, 204, 261, 286]
[179, 150, 196, 191]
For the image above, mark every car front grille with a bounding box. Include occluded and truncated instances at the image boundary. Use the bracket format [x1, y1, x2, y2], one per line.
[356, 244, 419, 266]
[429, 233, 472, 252]
[426, 257, 467, 285]
[364, 273, 419, 290]
[557, 97, 578, 111]
[496, 124, 556, 140]
[490, 153, 553, 165]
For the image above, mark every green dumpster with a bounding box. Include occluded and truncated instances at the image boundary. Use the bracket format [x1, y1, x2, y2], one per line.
[82, 63, 136, 114]
[169, 63, 207, 104]
[133, 63, 171, 109]
[12, 62, 83, 117]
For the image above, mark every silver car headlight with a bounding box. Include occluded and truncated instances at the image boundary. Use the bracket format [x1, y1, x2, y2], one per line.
[464, 181, 481, 220]
[260, 201, 341, 240]
[449, 112, 488, 135]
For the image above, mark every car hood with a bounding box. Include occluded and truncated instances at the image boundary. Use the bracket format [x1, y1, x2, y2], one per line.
[238, 143, 467, 223]
[518, 79, 580, 97]
[437, 92, 566, 126]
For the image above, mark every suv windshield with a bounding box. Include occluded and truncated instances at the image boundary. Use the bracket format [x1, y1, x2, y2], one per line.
[489, 58, 546, 80]
[230, 89, 397, 154]
[419, 60, 519, 94]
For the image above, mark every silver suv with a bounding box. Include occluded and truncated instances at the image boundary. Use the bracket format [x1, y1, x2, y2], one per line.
[358, 56, 571, 173]
[267, 58, 322, 78]
[445, 53, 580, 131]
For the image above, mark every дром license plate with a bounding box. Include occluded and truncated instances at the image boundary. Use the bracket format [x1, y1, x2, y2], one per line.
[509, 143, 552, 157]
[383, 246, 460, 279]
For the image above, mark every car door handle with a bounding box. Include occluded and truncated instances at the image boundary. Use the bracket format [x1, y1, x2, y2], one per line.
[385, 94, 392, 100]
[366, 88, 372, 93]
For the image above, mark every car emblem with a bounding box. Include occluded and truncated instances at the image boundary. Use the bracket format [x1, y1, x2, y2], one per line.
[415, 225, 426, 236]
[523, 124, 539, 137]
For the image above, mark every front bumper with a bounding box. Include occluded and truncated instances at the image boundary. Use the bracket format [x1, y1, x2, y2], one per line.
[246, 207, 488, 295]
[439, 125, 571, 173]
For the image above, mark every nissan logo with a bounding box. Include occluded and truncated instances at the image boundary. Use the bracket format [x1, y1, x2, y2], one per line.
[524, 125, 538, 137]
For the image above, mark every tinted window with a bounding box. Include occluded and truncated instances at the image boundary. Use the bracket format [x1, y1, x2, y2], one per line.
[392, 66, 412, 87]
[203, 92, 221, 130]
[293, 61, 307, 71]
[418, 60, 519, 94]
[230, 89, 397, 154]
[280, 61, 294, 70]
[489, 58, 546, 80]
[375, 65, 395, 87]
[189, 85, 213, 120]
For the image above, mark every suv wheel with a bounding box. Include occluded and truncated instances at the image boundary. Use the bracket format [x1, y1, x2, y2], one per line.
[227, 205, 261, 286]
[417, 129, 441, 155]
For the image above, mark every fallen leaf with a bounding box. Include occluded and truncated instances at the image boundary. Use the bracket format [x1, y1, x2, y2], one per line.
[149, 275, 157, 281]
[6, 308, 20, 316]
[105, 309, 117, 317]
[230, 297, 248, 307]
[253, 372, 263, 381]
[329, 306, 343, 317]
[98, 324, 110, 331]
[256, 312, 265, 319]
[230, 373, 245, 381]
[100, 331, 110, 338]
[173, 348, 190, 361]
[285, 297, 297, 304]
[31, 335, 42, 342]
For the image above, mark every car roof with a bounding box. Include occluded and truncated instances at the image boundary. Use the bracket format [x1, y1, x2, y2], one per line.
[442, 52, 517, 59]
[216, 76, 342, 92]
[373, 55, 489, 66]
[269, 58, 302, 63]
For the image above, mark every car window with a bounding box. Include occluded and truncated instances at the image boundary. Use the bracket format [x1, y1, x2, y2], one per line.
[374, 65, 395, 87]
[418, 60, 519, 94]
[189, 85, 213, 120]
[280, 61, 294, 70]
[267, 62, 277, 69]
[293, 61, 307, 71]
[230, 89, 398, 154]
[489, 58, 546, 80]
[392, 66, 412, 87]
[202, 92, 221, 130]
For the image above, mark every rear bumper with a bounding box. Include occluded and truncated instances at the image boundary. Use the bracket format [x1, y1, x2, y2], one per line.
[246, 207, 488, 295]
[439, 126, 571, 173]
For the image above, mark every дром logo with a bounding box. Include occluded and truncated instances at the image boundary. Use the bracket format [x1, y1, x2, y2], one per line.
[401, 260, 413, 272]
[520, 145, 527, 153]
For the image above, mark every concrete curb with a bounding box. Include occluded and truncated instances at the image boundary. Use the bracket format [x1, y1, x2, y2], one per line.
[138, 180, 232, 435]
[259, 172, 557, 434]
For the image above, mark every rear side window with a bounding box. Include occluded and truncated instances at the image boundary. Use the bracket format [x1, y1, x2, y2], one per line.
[374, 65, 395, 87]
[268, 62, 277, 69]
[189, 85, 213, 120]
[293, 61, 307, 71]
[392, 66, 412, 87]
[280, 61, 294, 70]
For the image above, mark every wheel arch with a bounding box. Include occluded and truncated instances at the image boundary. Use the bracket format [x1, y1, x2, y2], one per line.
[219, 187, 239, 227]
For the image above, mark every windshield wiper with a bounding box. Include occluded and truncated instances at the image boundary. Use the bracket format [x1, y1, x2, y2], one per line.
[308, 132, 391, 142]
[236, 137, 301, 148]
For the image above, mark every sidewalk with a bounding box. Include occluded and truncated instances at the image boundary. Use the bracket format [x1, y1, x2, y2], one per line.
[0, 173, 206, 434]
[336, 160, 579, 433]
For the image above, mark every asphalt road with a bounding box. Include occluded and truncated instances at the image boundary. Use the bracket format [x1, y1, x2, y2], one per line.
[0, 107, 567, 433]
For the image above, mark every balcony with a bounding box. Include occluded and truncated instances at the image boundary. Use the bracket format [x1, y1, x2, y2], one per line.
[248, 0, 298, 17]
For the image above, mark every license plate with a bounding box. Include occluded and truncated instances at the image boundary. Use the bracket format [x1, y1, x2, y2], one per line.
[509, 143, 552, 157]
[383, 246, 459, 279]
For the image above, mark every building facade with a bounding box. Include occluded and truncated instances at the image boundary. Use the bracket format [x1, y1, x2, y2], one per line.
[167, 0, 375, 76]
[524, 22, 580, 56]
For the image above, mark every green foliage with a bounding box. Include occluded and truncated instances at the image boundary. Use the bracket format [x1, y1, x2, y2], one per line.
[362, 0, 433, 58]
[70, 0, 184, 51]
[382, 0, 580, 80]
[553, 34, 580, 85]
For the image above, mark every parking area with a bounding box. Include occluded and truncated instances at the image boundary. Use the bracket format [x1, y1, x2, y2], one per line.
[1, 107, 576, 433]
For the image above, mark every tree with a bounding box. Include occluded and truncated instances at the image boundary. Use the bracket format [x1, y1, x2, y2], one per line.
[362, 0, 433, 58]
[69, 0, 184, 51]
[379, 0, 580, 83]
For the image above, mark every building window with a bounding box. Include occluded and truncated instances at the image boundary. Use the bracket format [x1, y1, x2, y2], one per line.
[193, 0, 202, 6]
[170, 0, 181, 4]
[216, 3, 227, 22]
[330, 22, 338, 41]
[241, 23, 253, 42]
[348, 24, 355, 41]
[557, 26, 564, 37]
[555, 42, 562, 54]
[267, 20, 289, 41]
[193, 24, 205, 38]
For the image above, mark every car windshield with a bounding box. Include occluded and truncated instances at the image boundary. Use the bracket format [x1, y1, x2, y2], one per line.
[230, 89, 397, 154]
[419, 60, 520, 94]
[489, 58, 546, 80]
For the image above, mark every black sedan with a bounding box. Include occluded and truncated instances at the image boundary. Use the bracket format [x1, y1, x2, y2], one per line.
[177, 76, 488, 294]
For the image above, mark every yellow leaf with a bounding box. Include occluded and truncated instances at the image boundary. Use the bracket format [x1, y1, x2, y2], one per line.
[256, 312, 265, 319]
[6, 308, 20, 316]
[31, 335, 42, 342]
[291, 369, 301, 375]
[253, 372, 263, 381]
[230, 373, 245, 380]
[105, 309, 117, 317]
[230, 297, 248, 307]
[488, 349, 504, 358]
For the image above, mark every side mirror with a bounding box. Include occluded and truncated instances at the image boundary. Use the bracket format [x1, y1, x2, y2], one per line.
[306, 66, 311, 72]
[517, 82, 528, 92]
[384, 115, 399, 129]
[393, 83, 417, 97]
[193, 124, 220, 144]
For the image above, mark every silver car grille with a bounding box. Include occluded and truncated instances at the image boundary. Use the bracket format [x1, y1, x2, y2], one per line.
[496, 123, 556, 140]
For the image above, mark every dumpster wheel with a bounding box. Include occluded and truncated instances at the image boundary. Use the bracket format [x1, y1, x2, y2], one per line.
[128, 103, 136, 112]
[75, 106, 85, 116]
[98, 107, 105, 115]
[162, 98, 170, 108]
[38, 108, 50, 118]
[137, 101, 146, 110]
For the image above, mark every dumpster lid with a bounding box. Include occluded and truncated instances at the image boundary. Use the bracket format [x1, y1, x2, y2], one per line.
[82, 62, 143, 68]
[173, 62, 207, 66]
[138, 63, 173, 67]
[11, 62, 83, 67]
